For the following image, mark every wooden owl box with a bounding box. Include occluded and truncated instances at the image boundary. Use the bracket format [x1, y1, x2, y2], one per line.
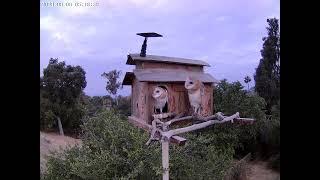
[122, 53, 219, 128]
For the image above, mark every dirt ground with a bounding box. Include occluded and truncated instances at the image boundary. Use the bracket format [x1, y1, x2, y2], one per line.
[40, 132, 81, 174]
[248, 161, 280, 180]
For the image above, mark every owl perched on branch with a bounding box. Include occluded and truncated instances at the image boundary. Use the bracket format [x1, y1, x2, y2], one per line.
[152, 86, 168, 114]
[184, 76, 204, 115]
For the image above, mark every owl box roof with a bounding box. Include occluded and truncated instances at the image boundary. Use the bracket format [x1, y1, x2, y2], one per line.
[122, 69, 219, 85]
[126, 54, 210, 67]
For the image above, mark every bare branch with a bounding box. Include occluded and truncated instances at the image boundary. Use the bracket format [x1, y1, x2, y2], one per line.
[146, 119, 164, 146]
[234, 118, 255, 121]
[162, 112, 242, 139]
[146, 112, 255, 145]
[164, 116, 193, 126]
[152, 113, 176, 120]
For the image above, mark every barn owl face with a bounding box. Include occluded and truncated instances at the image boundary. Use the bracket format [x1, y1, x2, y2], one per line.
[152, 87, 166, 99]
[184, 76, 197, 90]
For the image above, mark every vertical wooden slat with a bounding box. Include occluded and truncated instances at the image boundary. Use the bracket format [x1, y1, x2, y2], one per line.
[162, 139, 169, 180]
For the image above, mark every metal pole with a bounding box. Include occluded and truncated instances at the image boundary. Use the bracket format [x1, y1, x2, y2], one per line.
[162, 138, 169, 180]
[140, 37, 147, 57]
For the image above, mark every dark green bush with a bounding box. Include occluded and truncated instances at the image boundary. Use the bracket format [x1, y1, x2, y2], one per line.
[40, 91, 56, 130]
[268, 153, 280, 171]
[214, 80, 266, 157]
[114, 96, 131, 117]
[43, 110, 235, 180]
[214, 79, 280, 163]
[224, 153, 252, 180]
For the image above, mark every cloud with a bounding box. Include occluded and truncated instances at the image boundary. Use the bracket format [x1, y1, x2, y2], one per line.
[41, 0, 280, 96]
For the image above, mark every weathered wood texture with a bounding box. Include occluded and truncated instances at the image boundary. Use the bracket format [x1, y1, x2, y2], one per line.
[131, 82, 215, 124]
[202, 84, 214, 117]
[131, 78, 139, 118]
[127, 53, 210, 66]
[162, 140, 169, 180]
[136, 62, 203, 72]
[131, 79, 149, 122]
[126, 54, 216, 141]
[128, 116, 187, 145]
[132, 69, 218, 83]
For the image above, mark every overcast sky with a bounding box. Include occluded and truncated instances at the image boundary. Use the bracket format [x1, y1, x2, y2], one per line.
[40, 0, 280, 96]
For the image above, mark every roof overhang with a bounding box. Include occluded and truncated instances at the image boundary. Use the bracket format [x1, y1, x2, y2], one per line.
[122, 72, 134, 85]
[122, 69, 219, 85]
[126, 54, 210, 67]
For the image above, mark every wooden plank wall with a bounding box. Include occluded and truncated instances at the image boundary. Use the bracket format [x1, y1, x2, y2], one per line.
[139, 82, 149, 123]
[131, 79, 138, 118]
[132, 80, 214, 125]
[147, 83, 214, 121]
[132, 79, 148, 122]
[201, 84, 214, 117]
[136, 62, 203, 72]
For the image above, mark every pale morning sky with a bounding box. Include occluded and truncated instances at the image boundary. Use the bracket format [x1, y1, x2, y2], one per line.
[40, 0, 280, 96]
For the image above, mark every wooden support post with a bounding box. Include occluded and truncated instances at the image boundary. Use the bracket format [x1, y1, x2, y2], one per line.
[57, 117, 64, 136]
[161, 138, 169, 180]
[145, 112, 255, 180]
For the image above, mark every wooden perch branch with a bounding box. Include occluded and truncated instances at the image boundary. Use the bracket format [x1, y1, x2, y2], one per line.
[145, 111, 255, 180]
[164, 112, 233, 126]
[162, 112, 243, 139]
[146, 112, 255, 145]
[146, 118, 163, 146]
[164, 116, 193, 126]
[152, 113, 176, 120]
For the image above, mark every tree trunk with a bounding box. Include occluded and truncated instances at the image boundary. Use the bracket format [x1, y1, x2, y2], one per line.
[162, 139, 169, 180]
[57, 117, 64, 136]
[115, 95, 118, 106]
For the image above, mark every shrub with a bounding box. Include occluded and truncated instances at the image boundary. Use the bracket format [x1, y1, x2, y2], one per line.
[214, 80, 266, 157]
[214, 79, 280, 161]
[43, 110, 235, 179]
[40, 91, 56, 130]
[114, 95, 131, 117]
[224, 153, 252, 180]
[268, 153, 280, 171]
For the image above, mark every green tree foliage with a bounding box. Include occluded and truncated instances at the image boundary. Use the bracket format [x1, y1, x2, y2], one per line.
[214, 79, 266, 119]
[40, 58, 87, 133]
[263, 100, 280, 170]
[254, 18, 280, 114]
[101, 70, 122, 98]
[244, 76, 251, 91]
[114, 95, 131, 117]
[214, 79, 266, 157]
[43, 111, 234, 180]
[214, 79, 279, 166]
[81, 94, 114, 117]
[40, 89, 56, 130]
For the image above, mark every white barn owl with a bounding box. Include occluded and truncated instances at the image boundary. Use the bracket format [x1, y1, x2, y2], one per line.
[152, 86, 168, 114]
[185, 76, 205, 114]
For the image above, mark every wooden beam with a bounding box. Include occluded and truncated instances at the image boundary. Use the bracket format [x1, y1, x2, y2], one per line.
[161, 139, 169, 180]
[162, 112, 250, 139]
[165, 116, 193, 126]
[128, 116, 152, 131]
[170, 135, 187, 146]
[152, 112, 176, 120]
[128, 116, 187, 145]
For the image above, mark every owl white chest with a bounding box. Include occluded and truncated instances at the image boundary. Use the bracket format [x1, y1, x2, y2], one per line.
[154, 96, 168, 109]
[188, 89, 202, 107]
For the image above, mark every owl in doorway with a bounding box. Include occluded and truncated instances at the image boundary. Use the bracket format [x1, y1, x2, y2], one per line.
[152, 86, 168, 114]
[184, 76, 204, 115]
